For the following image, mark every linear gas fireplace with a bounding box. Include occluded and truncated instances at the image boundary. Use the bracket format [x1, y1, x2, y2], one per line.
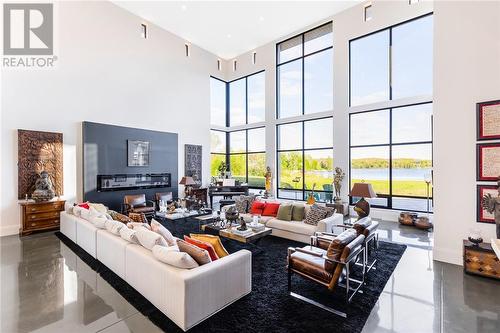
[97, 173, 171, 192]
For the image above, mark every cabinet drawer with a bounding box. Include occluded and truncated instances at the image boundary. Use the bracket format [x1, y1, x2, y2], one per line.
[25, 218, 60, 230]
[25, 202, 64, 214]
[26, 211, 61, 221]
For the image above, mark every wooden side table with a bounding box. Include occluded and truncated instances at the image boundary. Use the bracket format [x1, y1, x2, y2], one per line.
[19, 200, 65, 236]
[463, 240, 500, 280]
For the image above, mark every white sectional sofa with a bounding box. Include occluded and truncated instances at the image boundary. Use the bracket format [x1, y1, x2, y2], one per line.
[60, 211, 252, 331]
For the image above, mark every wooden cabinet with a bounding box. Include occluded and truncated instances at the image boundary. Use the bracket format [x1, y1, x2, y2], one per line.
[19, 200, 65, 236]
[463, 240, 500, 280]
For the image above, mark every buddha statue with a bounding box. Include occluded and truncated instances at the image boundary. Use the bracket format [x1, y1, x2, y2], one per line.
[31, 171, 55, 202]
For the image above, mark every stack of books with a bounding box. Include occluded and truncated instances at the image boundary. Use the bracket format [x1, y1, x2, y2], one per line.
[233, 228, 253, 237]
[249, 223, 265, 232]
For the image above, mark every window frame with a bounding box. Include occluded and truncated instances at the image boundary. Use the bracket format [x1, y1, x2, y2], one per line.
[276, 21, 333, 119]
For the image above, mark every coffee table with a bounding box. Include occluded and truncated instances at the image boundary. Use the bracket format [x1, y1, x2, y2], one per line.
[202, 222, 272, 244]
[155, 211, 211, 235]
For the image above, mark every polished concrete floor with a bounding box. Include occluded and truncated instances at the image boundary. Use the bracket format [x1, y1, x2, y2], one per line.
[1, 221, 499, 333]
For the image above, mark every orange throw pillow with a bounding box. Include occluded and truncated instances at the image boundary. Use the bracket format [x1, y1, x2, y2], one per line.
[190, 234, 229, 258]
[184, 236, 219, 261]
[262, 202, 280, 217]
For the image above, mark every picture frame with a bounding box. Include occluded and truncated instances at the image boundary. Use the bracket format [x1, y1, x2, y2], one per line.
[477, 99, 500, 140]
[477, 184, 497, 223]
[476, 142, 500, 181]
[127, 140, 150, 166]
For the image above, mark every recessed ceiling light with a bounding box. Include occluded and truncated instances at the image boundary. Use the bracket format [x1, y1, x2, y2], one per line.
[181, 4, 187, 11]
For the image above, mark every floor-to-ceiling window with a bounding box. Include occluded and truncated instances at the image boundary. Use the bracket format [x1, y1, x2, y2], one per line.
[276, 22, 334, 202]
[229, 127, 266, 188]
[349, 14, 433, 212]
[210, 129, 227, 178]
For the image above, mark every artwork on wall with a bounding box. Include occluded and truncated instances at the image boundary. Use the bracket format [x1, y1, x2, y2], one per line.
[127, 140, 150, 166]
[477, 100, 500, 140]
[185, 144, 202, 185]
[477, 142, 500, 181]
[18, 129, 63, 199]
[477, 184, 497, 223]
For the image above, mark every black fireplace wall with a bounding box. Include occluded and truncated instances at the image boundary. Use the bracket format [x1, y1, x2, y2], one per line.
[82, 121, 178, 211]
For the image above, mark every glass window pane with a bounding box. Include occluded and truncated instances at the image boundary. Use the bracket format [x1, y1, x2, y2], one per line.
[247, 71, 265, 123]
[278, 189, 303, 201]
[229, 130, 246, 153]
[278, 35, 302, 64]
[248, 127, 265, 152]
[350, 30, 390, 106]
[278, 122, 302, 150]
[278, 59, 303, 118]
[392, 15, 433, 99]
[304, 23, 332, 55]
[248, 153, 266, 188]
[392, 104, 433, 144]
[304, 49, 333, 114]
[350, 146, 390, 195]
[304, 149, 333, 191]
[304, 118, 333, 149]
[210, 154, 226, 177]
[278, 151, 303, 190]
[229, 154, 246, 183]
[229, 78, 246, 126]
[392, 197, 433, 213]
[350, 110, 390, 146]
[210, 130, 226, 153]
[391, 144, 432, 197]
[210, 78, 226, 127]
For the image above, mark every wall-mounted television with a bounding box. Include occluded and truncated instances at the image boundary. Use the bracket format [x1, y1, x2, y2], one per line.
[97, 173, 171, 192]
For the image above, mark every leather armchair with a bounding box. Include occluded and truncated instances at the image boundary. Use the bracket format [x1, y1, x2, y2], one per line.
[287, 229, 365, 317]
[123, 194, 155, 218]
[155, 192, 173, 209]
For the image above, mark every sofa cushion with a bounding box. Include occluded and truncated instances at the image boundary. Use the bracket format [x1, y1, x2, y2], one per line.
[266, 219, 317, 236]
[262, 202, 280, 217]
[184, 236, 219, 261]
[190, 234, 229, 258]
[89, 202, 107, 214]
[90, 216, 107, 229]
[105, 219, 125, 235]
[177, 239, 212, 265]
[80, 207, 104, 222]
[276, 203, 293, 221]
[304, 205, 327, 226]
[150, 219, 176, 246]
[152, 245, 199, 269]
[136, 227, 168, 250]
[250, 201, 266, 215]
[119, 226, 138, 243]
[291, 203, 306, 221]
[290, 248, 331, 284]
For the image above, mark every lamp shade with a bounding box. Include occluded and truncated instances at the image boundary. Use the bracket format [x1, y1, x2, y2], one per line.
[350, 182, 377, 198]
[179, 176, 196, 186]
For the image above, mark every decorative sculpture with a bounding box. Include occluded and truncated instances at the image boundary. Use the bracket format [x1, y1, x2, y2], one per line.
[225, 206, 239, 226]
[482, 177, 500, 238]
[333, 167, 345, 203]
[306, 183, 317, 205]
[237, 216, 247, 231]
[264, 166, 272, 198]
[217, 161, 227, 179]
[31, 171, 55, 202]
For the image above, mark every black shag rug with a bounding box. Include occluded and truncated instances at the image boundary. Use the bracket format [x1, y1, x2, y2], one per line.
[55, 218, 406, 333]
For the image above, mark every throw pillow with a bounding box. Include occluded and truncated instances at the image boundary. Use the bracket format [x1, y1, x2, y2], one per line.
[119, 226, 139, 244]
[276, 203, 293, 221]
[177, 239, 212, 265]
[80, 207, 103, 221]
[88, 203, 107, 214]
[77, 202, 90, 210]
[127, 222, 151, 230]
[90, 216, 107, 229]
[313, 204, 335, 218]
[250, 201, 266, 215]
[152, 245, 199, 269]
[184, 236, 219, 261]
[262, 202, 280, 217]
[109, 210, 133, 223]
[324, 229, 357, 272]
[291, 203, 306, 221]
[234, 196, 248, 214]
[304, 205, 327, 226]
[241, 195, 256, 213]
[150, 219, 176, 246]
[105, 219, 124, 235]
[189, 234, 229, 258]
[129, 212, 148, 223]
[135, 227, 168, 250]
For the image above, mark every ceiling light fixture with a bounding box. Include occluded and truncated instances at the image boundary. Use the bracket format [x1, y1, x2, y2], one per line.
[259, 16, 264, 21]
[227, 34, 232, 38]
[181, 4, 187, 11]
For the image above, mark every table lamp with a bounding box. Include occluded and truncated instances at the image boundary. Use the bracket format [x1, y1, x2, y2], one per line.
[179, 176, 196, 197]
[350, 182, 376, 220]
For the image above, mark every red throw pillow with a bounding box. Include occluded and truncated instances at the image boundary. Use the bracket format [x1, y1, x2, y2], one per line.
[250, 201, 266, 215]
[184, 236, 219, 261]
[77, 202, 90, 210]
[262, 202, 280, 217]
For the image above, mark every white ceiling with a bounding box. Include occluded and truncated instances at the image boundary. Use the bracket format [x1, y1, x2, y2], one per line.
[112, 1, 362, 59]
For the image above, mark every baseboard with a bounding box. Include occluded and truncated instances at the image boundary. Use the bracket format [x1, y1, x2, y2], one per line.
[0, 224, 20, 237]
[433, 247, 462, 266]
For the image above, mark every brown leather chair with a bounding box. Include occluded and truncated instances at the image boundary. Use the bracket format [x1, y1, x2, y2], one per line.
[155, 192, 173, 209]
[312, 217, 379, 274]
[287, 229, 365, 317]
[123, 194, 155, 218]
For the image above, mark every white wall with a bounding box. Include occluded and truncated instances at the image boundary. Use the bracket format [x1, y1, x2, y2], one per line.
[433, 1, 500, 265]
[0, 1, 221, 236]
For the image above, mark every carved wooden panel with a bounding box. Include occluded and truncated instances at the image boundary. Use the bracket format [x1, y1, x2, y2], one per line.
[18, 130, 63, 199]
[185, 144, 202, 185]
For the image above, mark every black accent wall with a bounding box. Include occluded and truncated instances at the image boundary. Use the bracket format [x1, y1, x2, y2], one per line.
[83, 122, 178, 211]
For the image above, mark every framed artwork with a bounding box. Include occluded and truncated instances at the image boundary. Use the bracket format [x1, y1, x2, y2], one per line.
[477, 99, 500, 140]
[477, 185, 497, 223]
[185, 144, 202, 185]
[127, 140, 150, 166]
[477, 142, 500, 181]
